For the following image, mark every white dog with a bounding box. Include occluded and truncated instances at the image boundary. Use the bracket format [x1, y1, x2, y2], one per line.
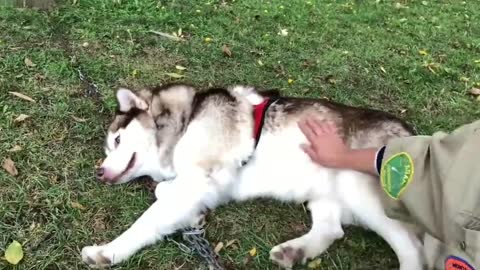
[81, 83, 424, 269]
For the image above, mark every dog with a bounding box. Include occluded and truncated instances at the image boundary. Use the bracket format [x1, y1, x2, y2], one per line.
[81, 83, 424, 269]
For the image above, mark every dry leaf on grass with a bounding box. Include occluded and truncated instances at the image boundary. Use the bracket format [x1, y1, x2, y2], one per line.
[249, 247, 257, 257]
[71, 202, 86, 210]
[24, 57, 36, 67]
[71, 115, 86, 122]
[165, 72, 185, 79]
[2, 158, 18, 176]
[14, 114, 30, 122]
[175, 65, 187, 70]
[5, 240, 24, 265]
[307, 258, 322, 269]
[418, 50, 428, 56]
[214, 242, 224, 254]
[8, 145, 23, 152]
[469, 88, 480, 96]
[148, 30, 185, 42]
[222, 44, 232, 57]
[225, 239, 238, 248]
[9, 92, 36, 103]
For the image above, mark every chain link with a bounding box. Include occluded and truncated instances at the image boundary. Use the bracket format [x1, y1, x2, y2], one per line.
[77, 68, 100, 98]
[167, 227, 224, 270]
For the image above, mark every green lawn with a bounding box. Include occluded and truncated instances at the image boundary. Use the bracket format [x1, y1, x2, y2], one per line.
[1, 0, 480, 269]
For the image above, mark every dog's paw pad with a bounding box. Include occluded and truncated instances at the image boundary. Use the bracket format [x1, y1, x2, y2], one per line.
[81, 245, 112, 268]
[269, 244, 305, 269]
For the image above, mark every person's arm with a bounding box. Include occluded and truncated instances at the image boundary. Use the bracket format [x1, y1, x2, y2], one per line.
[297, 118, 384, 176]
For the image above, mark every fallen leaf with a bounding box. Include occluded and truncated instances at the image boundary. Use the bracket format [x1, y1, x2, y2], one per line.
[418, 50, 428, 56]
[148, 30, 185, 41]
[325, 75, 336, 85]
[165, 72, 185, 79]
[175, 65, 187, 71]
[14, 114, 30, 123]
[5, 240, 23, 265]
[257, 60, 264, 66]
[214, 242, 224, 254]
[9, 92, 36, 103]
[131, 69, 139, 78]
[400, 109, 407, 114]
[222, 44, 232, 57]
[288, 78, 294, 84]
[380, 66, 387, 73]
[307, 258, 322, 269]
[71, 115, 86, 122]
[82, 42, 89, 47]
[24, 57, 36, 67]
[8, 145, 23, 152]
[278, 28, 288, 36]
[249, 247, 257, 257]
[204, 37, 212, 43]
[71, 202, 86, 210]
[2, 158, 18, 176]
[469, 88, 480, 96]
[225, 239, 238, 248]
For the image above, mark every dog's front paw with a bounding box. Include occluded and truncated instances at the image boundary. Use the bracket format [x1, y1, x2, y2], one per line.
[81, 245, 113, 268]
[269, 243, 306, 269]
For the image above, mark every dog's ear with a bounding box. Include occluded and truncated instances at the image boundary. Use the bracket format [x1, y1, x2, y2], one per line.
[116, 88, 148, 112]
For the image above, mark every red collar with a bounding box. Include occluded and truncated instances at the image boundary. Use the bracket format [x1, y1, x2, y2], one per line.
[252, 97, 276, 148]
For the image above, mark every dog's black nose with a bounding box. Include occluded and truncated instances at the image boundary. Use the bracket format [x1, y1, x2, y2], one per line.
[95, 167, 104, 178]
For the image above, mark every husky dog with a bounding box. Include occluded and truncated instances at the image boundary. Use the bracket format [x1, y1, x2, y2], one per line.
[82, 83, 424, 269]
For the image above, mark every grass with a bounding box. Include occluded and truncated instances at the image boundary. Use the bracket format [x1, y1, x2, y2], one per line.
[1, 0, 480, 269]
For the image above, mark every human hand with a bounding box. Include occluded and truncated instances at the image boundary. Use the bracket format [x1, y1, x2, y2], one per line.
[298, 117, 351, 168]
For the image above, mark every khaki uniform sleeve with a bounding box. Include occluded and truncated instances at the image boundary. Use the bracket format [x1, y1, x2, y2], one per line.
[380, 120, 480, 269]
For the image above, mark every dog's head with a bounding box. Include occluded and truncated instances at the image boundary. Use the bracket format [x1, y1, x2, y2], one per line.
[96, 84, 195, 184]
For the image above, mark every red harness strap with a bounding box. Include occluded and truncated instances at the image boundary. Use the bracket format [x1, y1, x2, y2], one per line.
[239, 97, 277, 167]
[252, 97, 277, 148]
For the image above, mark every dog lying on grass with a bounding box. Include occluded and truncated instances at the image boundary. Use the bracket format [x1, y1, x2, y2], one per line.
[82, 83, 424, 269]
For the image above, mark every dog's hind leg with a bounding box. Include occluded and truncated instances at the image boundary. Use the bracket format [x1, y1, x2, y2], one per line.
[337, 171, 425, 270]
[81, 177, 220, 268]
[269, 199, 344, 269]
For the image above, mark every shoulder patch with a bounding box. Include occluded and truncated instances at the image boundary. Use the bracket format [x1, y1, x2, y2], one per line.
[445, 255, 475, 270]
[380, 152, 414, 200]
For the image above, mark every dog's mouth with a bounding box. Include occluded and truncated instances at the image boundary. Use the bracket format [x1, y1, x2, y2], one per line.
[110, 152, 137, 183]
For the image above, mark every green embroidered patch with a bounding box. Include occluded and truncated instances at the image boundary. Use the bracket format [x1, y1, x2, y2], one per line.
[380, 152, 414, 200]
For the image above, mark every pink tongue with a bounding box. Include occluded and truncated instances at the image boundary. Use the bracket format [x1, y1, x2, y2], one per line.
[102, 170, 118, 182]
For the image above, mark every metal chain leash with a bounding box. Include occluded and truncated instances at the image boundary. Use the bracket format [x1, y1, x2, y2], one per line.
[166, 227, 225, 270]
[76, 67, 100, 98]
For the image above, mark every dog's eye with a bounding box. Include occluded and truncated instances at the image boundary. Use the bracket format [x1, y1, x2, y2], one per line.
[114, 135, 120, 147]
